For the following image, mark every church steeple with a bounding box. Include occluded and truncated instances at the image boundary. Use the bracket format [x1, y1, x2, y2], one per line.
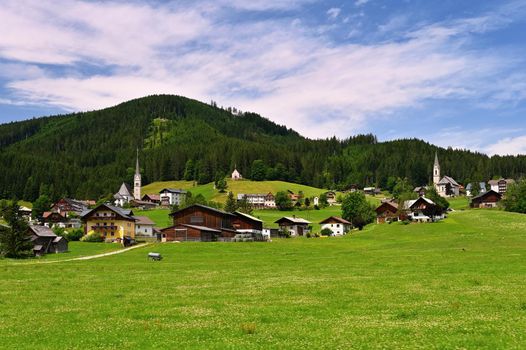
[134, 148, 141, 200]
[433, 152, 441, 185]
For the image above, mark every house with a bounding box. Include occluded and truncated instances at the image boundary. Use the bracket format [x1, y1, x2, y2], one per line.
[488, 179, 515, 195]
[81, 203, 137, 240]
[114, 183, 134, 207]
[275, 216, 311, 236]
[50, 198, 90, 216]
[42, 211, 81, 229]
[319, 216, 352, 236]
[159, 188, 187, 206]
[287, 190, 300, 202]
[264, 192, 276, 208]
[232, 211, 263, 234]
[130, 199, 158, 210]
[29, 225, 68, 256]
[364, 187, 380, 195]
[466, 182, 487, 197]
[325, 191, 337, 205]
[134, 215, 157, 237]
[18, 206, 32, 221]
[402, 197, 444, 222]
[163, 204, 239, 242]
[141, 194, 161, 204]
[413, 186, 427, 197]
[433, 153, 460, 197]
[375, 200, 399, 224]
[231, 168, 242, 180]
[237, 193, 265, 208]
[470, 190, 502, 208]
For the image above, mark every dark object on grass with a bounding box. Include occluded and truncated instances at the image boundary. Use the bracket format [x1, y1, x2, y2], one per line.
[148, 252, 163, 261]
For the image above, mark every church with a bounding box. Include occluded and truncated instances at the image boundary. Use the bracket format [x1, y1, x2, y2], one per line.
[433, 153, 460, 197]
[114, 149, 141, 206]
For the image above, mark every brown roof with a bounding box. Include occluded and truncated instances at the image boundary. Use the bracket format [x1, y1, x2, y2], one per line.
[319, 216, 351, 225]
[143, 194, 160, 201]
[133, 216, 156, 226]
[29, 225, 57, 238]
[43, 211, 66, 219]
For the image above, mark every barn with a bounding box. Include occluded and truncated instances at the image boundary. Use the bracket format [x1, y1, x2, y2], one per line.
[470, 190, 502, 208]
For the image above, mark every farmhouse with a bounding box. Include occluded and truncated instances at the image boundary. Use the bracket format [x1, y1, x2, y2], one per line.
[466, 182, 487, 197]
[275, 216, 311, 236]
[163, 204, 239, 241]
[325, 191, 337, 205]
[470, 190, 502, 208]
[413, 186, 427, 197]
[402, 197, 443, 222]
[141, 194, 161, 204]
[264, 192, 276, 208]
[50, 198, 91, 216]
[237, 193, 265, 208]
[375, 200, 399, 224]
[134, 216, 157, 237]
[488, 178, 515, 194]
[363, 187, 380, 195]
[18, 206, 32, 221]
[159, 188, 187, 206]
[81, 204, 137, 240]
[42, 211, 81, 229]
[29, 225, 68, 256]
[319, 216, 351, 236]
[232, 211, 263, 234]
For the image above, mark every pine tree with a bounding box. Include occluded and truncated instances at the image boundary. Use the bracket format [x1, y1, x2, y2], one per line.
[0, 201, 32, 258]
[237, 195, 253, 215]
[224, 192, 238, 213]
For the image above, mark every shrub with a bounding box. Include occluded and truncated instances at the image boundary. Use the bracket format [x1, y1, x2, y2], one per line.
[320, 228, 332, 236]
[81, 231, 104, 242]
[65, 229, 84, 241]
[52, 226, 65, 237]
[314, 205, 320, 210]
[314, 233, 320, 238]
[402, 220, 410, 225]
[305, 232, 311, 238]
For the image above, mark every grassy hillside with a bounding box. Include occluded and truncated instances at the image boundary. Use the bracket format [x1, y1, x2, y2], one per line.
[1, 209, 525, 348]
[142, 179, 332, 203]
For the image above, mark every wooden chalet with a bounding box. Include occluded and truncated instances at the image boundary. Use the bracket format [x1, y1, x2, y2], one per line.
[50, 198, 90, 216]
[29, 225, 68, 256]
[141, 194, 161, 204]
[275, 216, 311, 236]
[470, 190, 502, 208]
[402, 197, 443, 222]
[164, 204, 238, 242]
[375, 201, 399, 224]
[233, 211, 263, 232]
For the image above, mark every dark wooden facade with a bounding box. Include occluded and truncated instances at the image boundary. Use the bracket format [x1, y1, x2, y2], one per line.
[161, 224, 221, 242]
[29, 225, 68, 256]
[170, 204, 236, 231]
[375, 201, 399, 224]
[470, 190, 502, 208]
[232, 212, 263, 231]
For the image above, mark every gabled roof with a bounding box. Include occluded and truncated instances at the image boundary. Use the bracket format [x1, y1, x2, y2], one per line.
[488, 178, 515, 186]
[438, 176, 460, 187]
[180, 224, 221, 233]
[115, 182, 133, 197]
[403, 197, 435, 210]
[169, 204, 236, 218]
[29, 225, 57, 238]
[275, 216, 311, 225]
[234, 211, 263, 223]
[80, 203, 135, 220]
[466, 182, 486, 191]
[133, 216, 156, 226]
[142, 194, 160, 201]
[159, 188, 187, 194]
[376, 200, 399, 211]
[471, 190, 501, 201]
[319, 216, 351, 225]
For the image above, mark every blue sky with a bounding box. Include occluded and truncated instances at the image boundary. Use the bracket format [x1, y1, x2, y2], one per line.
[1, 0, 526, 155]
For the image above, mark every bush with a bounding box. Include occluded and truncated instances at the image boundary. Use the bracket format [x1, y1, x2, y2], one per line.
[65, 229, 84, 241]
[305, 232, 311, 238]
[81, 231, 104, 242]
[313, 205, 320, 210]
[320, 228, 332, 236]
[52, 226, 65, 237]
[402, 220, 410, 225]
[314, 233, 320, 238]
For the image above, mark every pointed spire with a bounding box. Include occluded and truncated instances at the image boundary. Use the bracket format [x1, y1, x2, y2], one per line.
[135, 147, 140, 175]
[434, 152, 439, 167]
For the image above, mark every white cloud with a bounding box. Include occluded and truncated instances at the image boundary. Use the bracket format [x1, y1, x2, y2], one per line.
[486, 135, 526, 156]
[327, 8, 341, 20]
[0, 0, 525, 148]
[355, 0, 370, 7]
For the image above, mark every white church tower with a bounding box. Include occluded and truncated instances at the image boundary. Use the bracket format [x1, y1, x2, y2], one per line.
[433, 152, 441, 185]
[134, 148, 141, 200]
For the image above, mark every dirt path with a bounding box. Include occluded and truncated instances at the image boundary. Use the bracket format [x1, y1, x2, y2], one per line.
[11, 243, 152, 265]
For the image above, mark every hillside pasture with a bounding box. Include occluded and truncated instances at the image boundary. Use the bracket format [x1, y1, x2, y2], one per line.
[0, 210, 525, 349]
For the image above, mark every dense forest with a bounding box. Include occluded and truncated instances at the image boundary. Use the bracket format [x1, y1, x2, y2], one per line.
[0, 94, 524, 201]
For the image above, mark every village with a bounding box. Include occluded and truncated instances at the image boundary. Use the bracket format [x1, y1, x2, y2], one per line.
[9, 150, 518, 258]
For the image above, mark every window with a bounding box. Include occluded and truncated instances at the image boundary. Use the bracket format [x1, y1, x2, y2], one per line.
[190, 216, 204, 224]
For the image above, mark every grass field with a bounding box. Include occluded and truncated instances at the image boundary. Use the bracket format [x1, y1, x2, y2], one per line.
[1, 209, 525, 349]
[142, 179, 332, 203]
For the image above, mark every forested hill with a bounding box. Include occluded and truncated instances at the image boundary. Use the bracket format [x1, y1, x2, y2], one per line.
[0, 94, 524, 201]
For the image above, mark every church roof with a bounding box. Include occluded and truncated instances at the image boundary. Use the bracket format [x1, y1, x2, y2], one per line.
[115, 183, 133, 198]
[438, 176, 460, 187]
[434, 152, 440, 167]
[135, 148, 140, 176]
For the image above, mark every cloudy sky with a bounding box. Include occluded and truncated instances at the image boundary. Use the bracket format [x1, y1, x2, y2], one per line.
[1, 0, 526, 155]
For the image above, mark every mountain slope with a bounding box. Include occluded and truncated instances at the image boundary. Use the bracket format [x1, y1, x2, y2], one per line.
[0, 94, 524, 201]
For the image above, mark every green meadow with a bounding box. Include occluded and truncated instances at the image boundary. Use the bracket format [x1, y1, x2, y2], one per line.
[1, 209, 525, 349]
